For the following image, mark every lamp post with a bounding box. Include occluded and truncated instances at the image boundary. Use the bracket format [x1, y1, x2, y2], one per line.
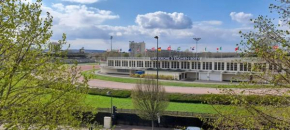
[106, 91, 112, 116]
[193, 38, 201, 81]
[154, 36, 159, 87]
[110, 36, 113, 51]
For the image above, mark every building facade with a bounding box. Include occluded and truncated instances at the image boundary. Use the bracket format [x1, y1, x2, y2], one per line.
[100, 56, 272, 82]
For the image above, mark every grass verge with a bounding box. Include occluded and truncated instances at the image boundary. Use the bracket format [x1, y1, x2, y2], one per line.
[85, 95, 224, 114]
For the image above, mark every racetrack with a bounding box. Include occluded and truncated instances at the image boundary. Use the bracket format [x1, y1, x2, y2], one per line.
[79, 65, 287, 95]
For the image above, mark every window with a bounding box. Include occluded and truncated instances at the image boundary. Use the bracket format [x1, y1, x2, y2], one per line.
[203, 62, 212, 70]
[226, 62, 237, 71]
[108, 60, 114, 66]
[137, 61, 143, 67]
[122, 61, 128, 67]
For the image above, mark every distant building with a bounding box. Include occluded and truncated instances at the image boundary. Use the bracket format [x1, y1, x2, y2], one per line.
[49, 42, 61, 52]
[129, 41, 145, 57]
[79, 47, 85, 53]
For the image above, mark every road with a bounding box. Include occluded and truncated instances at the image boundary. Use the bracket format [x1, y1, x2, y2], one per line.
[78, 65, 286, 95]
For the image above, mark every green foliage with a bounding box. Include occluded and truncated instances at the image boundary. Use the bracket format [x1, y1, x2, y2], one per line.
[123, 53, 129, 57]
[131, 78, 169, 129]
[0, 0, 92, 129]
[206, 1, 290, 129]
[88, 88, 289, 105]
[88, 88, 131, 98]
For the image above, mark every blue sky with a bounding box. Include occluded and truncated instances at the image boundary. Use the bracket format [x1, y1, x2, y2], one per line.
[35, 0, 278, 52]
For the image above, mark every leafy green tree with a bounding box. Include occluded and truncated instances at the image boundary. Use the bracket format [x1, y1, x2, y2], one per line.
[131, 78, 168, 130]
[0, 0, 92, 129]
[204, 0, 290, 129]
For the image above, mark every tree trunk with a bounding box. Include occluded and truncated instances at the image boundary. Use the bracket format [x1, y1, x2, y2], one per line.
[152, 120, 154, 130]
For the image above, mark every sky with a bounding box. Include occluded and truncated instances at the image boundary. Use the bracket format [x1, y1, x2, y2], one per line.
[24, 0, 279, 52]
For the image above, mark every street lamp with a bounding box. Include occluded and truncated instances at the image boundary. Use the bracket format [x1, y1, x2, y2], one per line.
[154, 36, 159, 87]
[110, 36, 113, 51]
[106, 91, 112, 116]
[193, 38, 201, 81]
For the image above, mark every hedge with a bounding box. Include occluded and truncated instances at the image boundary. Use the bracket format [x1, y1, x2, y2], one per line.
[88, 88, 289, 105]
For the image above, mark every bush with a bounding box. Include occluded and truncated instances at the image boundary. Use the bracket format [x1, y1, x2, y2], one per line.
[88, 88, 289, 105]
[88, 88, 131, 98]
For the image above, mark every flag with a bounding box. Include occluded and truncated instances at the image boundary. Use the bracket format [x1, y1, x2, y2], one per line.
[220, 47, 222, 50]
[137, 48, 140, 52]
[191, 47, 195, 50]
[128, 48, 131, 52]
[151, 47, 155, 51]
[216, 48, 219, 51]
[204, 47, 207, 52]
[145, 49, 147, 52]
[273, 45, 278, 49]
[120, 48, 122, 52]
[106, 49, 110, 52]
[158, 47, 161, 51]
[167, 46, 171, 51]
[235, 47, 239, 51]
[177, 47, 181, 51]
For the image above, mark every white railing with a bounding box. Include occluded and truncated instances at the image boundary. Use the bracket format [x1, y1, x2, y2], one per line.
[107, 57, 151, 60]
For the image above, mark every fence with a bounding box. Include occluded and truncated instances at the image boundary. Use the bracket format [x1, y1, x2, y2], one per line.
[97, 108, 214, 118]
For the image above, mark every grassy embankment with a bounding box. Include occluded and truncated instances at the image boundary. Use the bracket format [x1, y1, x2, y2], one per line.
[85, 95, 228, 114]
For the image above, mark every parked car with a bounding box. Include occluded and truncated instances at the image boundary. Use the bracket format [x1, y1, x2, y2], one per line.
[186, 126, 201, 130]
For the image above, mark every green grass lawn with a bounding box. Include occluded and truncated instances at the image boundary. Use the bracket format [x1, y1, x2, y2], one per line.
[82, 70, 272, 88]
[85, 95, 226, 114]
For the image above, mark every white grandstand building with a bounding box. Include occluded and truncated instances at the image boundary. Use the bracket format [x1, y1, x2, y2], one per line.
[100, 56, 272, 82]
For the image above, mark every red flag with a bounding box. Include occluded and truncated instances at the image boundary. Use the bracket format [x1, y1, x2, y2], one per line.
[235, 47, 239, 51]
[167, 46, 171, 51]
[216, 48, 219, 51]
[151, 47, 155, 51]
[273, 45, 278, 49]
[145, 49, 147, 52]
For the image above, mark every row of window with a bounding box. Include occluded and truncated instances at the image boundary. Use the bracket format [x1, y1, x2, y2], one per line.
[108, 60, 275, 72]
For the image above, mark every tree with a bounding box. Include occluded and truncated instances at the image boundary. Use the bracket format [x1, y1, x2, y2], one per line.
[131, 78, 168, 130]
[0, 0, 92, 129]
[203, 0, 290, 129]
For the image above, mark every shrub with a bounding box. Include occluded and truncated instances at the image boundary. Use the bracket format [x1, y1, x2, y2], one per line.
[88, 88, 289, 105]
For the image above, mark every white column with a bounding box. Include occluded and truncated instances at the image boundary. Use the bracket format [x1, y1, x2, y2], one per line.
[190, 62, 192, 70]
[212, 62, 214, 70]
[237, 63, 240, 72]
[143, 61, 146, 68]
[179, 61, 181, 69]
[160, 61, 163, 69]
[169, 61, 172, 69]
[113, 60, 115, 66]
[224, 62, 227, 71]
[127, 60, 130, 67]
[200, 62, 203, 70]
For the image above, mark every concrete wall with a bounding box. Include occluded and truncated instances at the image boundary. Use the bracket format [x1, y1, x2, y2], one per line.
[100, 67, 130, 75]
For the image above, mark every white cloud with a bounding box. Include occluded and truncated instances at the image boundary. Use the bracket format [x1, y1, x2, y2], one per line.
[62, 0, 100, 4]
[42, 3, 119, 28]
[20, 0, 33, 4]
[135, 11, 192, 29]
[230, 12, 253, 24]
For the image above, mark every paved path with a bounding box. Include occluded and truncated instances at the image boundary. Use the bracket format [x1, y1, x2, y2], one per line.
[78, 65, 286, 95]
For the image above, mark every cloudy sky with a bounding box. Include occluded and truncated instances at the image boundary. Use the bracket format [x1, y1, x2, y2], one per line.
[26, 0, 278, 52]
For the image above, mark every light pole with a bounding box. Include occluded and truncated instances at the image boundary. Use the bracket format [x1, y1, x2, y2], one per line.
[154, 36, 159, 87]
[106, 91, 112, 116]
[193, 38, 201, 81]
[110, 36, 113, 51]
